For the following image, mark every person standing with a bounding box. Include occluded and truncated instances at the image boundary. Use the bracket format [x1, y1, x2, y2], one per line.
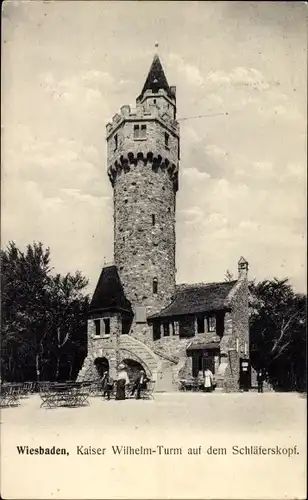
[131, 369, 149, 400]
[102, 370, 113, 400]
[257, 369, 265, 393]
[115, 363, 130, 400]
[203, 368, 214, 393]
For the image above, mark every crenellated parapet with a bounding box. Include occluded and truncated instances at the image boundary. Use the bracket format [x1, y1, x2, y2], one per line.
[107, 151, 179, 191]
[106, 102, 179, 140]
[106, 86, 180, 192]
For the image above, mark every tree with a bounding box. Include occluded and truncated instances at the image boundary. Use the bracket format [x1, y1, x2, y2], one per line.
[47, 272, 89, 381]
[250, 278, 306, 391]
[1, 241, 89, 382]
[224, 269, 234, 282]
[1, 242, 51, 381]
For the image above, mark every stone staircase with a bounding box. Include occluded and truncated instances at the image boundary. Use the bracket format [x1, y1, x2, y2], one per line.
[152, 347, 179, 364]
[119, 334, 159, 377]
[77, 335, 181, 391]
[119, 335, 180, 391]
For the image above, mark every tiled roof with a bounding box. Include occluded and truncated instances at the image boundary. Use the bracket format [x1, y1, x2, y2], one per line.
[148, 281, 237, 320]
[187, 342, 220, 351]
[140, 55, 171, 98]
[89, 265, 132, 315]
[187, 334, 221, 351]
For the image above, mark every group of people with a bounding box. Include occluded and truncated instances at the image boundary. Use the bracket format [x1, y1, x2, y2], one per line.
[101, 363, 149, 401]
[204, 368, 267, 393]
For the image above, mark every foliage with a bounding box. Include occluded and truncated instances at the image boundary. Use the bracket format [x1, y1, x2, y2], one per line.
[250, 278, 306, 392]
[1, 241, 89, 382]
[224, 269, 234, 282]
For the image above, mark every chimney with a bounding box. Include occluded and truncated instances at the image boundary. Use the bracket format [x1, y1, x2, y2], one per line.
[238, 256, 249, 280]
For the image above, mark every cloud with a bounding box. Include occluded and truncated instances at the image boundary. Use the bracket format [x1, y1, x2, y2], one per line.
[258, 103, 302, 121]
[279, 162, 307, 186]
[2, 1, 306, 293]
[182, 124, 203, 145]
[168, 53, 204, 87]
[252, 161, 277, 179]
[39, 70, 114, 108]
[81, 70, 114, 86]
[182, 166, 211, 181]
[2, 144, 113, 286]
[205, 144, 228, 162]
[178, 206, 204, 224]
[3, 131, 110, 200]
[60, 188, 110, 206]
[200, 67, 297, 124]
[207, 67, 275, 91]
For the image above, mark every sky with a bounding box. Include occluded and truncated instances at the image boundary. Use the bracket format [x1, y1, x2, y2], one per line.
[2, 1, 307, 294]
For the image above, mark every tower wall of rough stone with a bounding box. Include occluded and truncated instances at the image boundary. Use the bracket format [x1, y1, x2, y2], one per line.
[106, 89, 179, 345]
[113, 160, 176, 316]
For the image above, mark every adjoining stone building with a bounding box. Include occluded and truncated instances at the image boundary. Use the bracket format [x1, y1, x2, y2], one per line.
[77, 53, 250, 391]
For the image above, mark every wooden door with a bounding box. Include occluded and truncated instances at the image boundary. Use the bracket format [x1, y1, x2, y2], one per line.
[204, 354, 215, 374]
[239, 358, 251, 390]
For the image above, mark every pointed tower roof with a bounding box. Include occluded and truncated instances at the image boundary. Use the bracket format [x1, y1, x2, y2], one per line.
[238, 256, 249, 266]
[140, 54, 171, 98]
[89, 265, 132, 315]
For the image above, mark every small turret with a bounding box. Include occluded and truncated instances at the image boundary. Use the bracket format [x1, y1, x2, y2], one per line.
[238, 257, 249, 280]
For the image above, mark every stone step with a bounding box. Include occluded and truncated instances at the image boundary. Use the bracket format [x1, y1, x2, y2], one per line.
[153, 348, 179, 364]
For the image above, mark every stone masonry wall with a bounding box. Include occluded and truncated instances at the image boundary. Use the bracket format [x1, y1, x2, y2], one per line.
[107, 93, 179, 353]
[78, 316, 160, 382]
[113, 160, 176, 317]
[230, 279, 250, 358]
[108, 120, 179, 167]
[77, 314, 121, 381]
[222, 279, 250, 392]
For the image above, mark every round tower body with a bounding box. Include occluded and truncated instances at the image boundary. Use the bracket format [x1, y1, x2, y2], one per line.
[107, 80, 180, 335]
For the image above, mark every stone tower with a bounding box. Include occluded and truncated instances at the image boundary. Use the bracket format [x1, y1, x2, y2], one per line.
[77, 53, 250, 392]
[106, 53, 180, 343]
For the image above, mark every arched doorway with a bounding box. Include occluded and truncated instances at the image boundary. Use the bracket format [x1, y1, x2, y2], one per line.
[94, 357, 109, 378]
[122, 358, 144, 382]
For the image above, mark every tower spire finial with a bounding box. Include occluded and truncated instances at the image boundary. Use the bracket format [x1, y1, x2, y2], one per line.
[154, 41, 159, 54]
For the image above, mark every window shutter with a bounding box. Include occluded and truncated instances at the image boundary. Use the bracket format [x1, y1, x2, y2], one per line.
[173, 321, 179, 335]
[94, 319, 101, 336]
[101, 319, 106, 336]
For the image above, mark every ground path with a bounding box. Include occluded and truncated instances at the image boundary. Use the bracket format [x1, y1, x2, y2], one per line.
[1, 392, 306, 499]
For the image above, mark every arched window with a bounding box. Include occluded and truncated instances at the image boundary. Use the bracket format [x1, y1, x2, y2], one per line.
[153, 278, 158, 294]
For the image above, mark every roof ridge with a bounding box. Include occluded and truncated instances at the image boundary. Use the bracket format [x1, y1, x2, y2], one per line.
[149, 280, 237, 320]
[177, 280, 237, 289]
